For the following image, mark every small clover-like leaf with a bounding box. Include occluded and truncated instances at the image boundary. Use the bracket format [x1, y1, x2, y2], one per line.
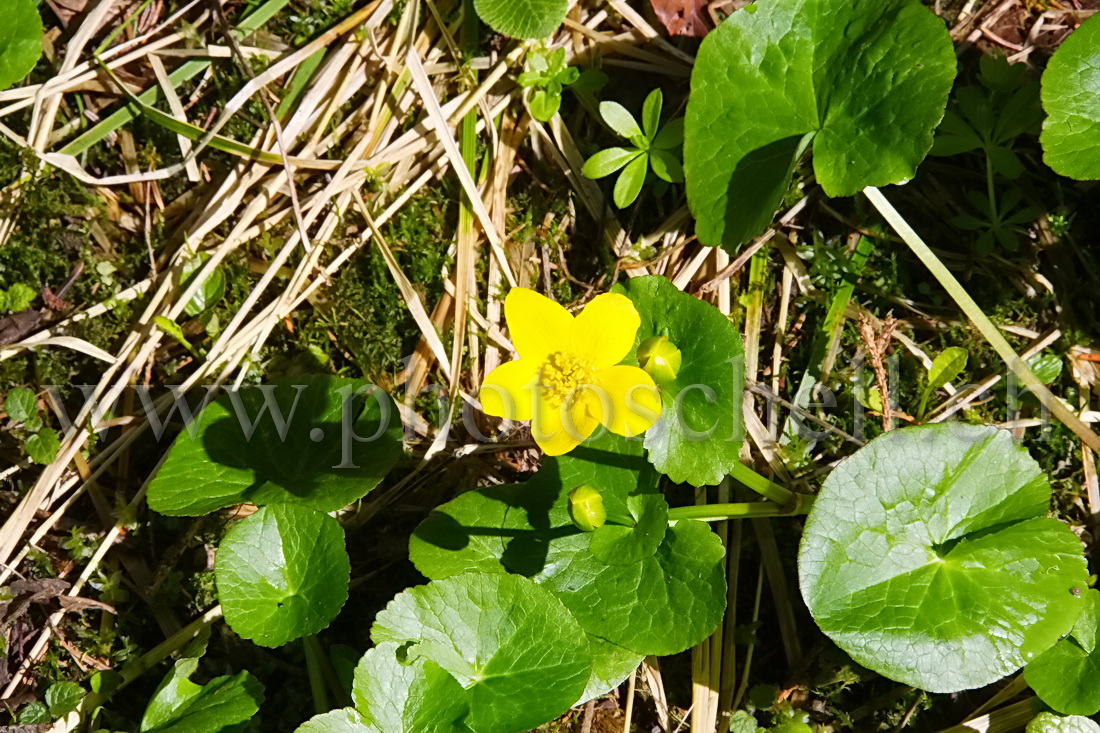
[800, 424, 1088, 693]
[215, 504, 350, 647]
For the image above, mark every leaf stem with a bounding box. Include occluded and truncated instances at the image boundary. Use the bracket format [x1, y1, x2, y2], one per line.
[728, 461, 794, 505]
[667, 496, 813, 523]
[863, 186, 1100, 452]
[303, 635, 330, 715]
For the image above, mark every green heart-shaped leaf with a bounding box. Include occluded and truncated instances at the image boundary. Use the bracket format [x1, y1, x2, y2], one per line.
[409, 433, 725, 657]
[616, 275, 745, 486]
[140, 658, 264, 733]
[0, 0, 41, 91]
[215, 504, 350, 647]
[352, 642, 470, 732]
[1040, 14, 1100, 180]
[371, 574, 590, 733]
[800, 424, 1087, 693]
[684, 0, 956, 248]
[148, 376, 402, 516]
[1026, 589, 1100, 716]
[473, 0, 567, 39]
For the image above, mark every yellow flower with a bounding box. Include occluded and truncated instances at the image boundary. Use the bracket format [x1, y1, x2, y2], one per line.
[479, 288, 662, 456]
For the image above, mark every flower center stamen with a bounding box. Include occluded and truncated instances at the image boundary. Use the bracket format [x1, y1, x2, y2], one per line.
[540, 351, 594, 407]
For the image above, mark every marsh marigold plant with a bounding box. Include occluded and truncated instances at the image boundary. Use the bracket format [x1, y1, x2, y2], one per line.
[480, 288, 662, 455]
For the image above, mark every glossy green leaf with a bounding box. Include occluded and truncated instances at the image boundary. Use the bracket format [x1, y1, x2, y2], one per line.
[215, 504, 350, 647]
[1040, 14, 1100, 180]
[589, 492, 668, 566]
[1026, 589, 1100, 716]
[1027, 713, 1100, 733]
[44, 681, 84, 718]
[800, 424, 1088, 693]
[178, 255, 226, 317]
[473, 0, 568, 39]
[1028, 352, 1063, 385]
[583, 148, 641, 179]
[25, 428, 60, 465]
[148, 376, 402, 516]
[409, 433, 726, 658]
[650, 149, 684, 183]
[140, 658, 263, 733]
[4, 387, 37, 422]
[352, 642, 470, 732]
[613, 155, 648, 208]
[296, 708, 373, 733]
[600, 101, 644, 140]
[616, 275, 745, 485]
[642, 89, 663, 140]
[684, 0, 955, 249]
[927, 347, 968, 391]
[528, 89, 560, 122]
[580, 637, 642, 704]
[371, 574, 590, 733]
[0, 0, 41, 90]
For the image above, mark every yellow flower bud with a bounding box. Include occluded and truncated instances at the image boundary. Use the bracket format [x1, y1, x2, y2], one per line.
[637, 336, 682, 384]
[568, 484, 607, 532]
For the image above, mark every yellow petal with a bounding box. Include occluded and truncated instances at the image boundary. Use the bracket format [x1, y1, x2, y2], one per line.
[571, 293, 641, 368]
[505, 288, 574, 361]
[592, 365, 662, 437]
[533, 392, 600, 456]
[480, 358, 539, 421]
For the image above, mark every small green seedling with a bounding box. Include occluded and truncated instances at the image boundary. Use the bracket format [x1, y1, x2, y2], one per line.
[517, 46, 606, 122]
[3, 387, 60, 465]
[931, 55, 1044, 253]
[917, 346, 968, 420]
[582, 88, 685, 208]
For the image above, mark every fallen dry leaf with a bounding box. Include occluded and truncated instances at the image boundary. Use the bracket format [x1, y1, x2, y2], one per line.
[651, 0, 711, 37]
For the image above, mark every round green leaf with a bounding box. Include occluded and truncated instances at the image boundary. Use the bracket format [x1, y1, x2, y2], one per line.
[296, 708, 374, 733]
[616, 275, 745, 486]
[473, 0, 567, 39]
[579, 636, 643, 704]
[800, 424, 1088, 693]
[409, 433, 726, 658]
[528, 89, 560, 122]
[1026, 589, 1100, 716]
[148, 376, 402, 516]
[370, 574, 590, 733]
[684, 0, 955, 248]
[1028, 713, 1100, 733]
[25, 428, 60, 465]
[352, 642, 470, 732]
[215, 504, 350, 647]
[0, 0, 41, 91]
[1040, 14, 1100, 180]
